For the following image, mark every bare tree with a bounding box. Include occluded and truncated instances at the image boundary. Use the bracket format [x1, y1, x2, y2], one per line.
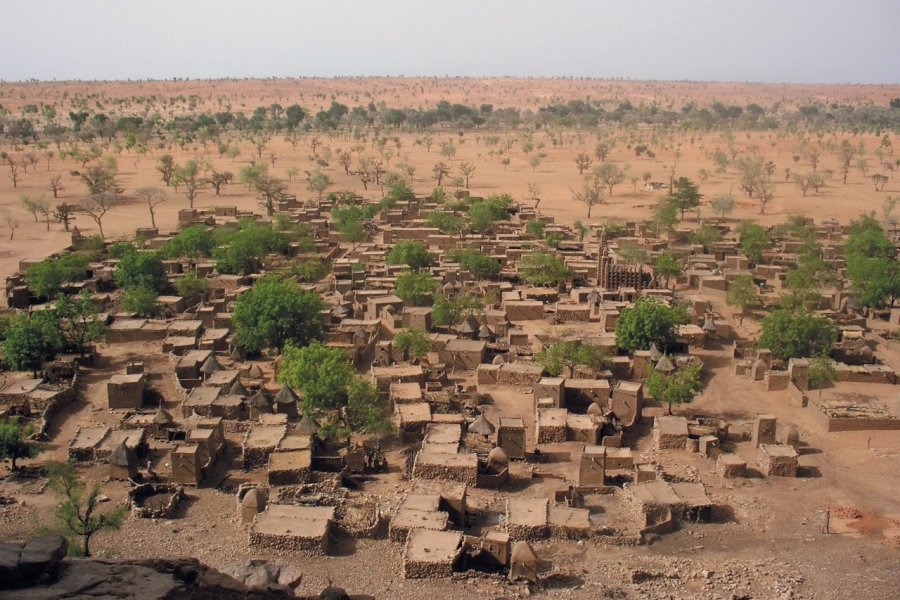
[53, 204, 75, 232]
[7, 160, 20, 189]
[338, 151, 353, 175]
[572, 177, 604, 218]
[77, 193, 120, 238]
[48, 174, 65, 198]
[21, 194, 51, 230]
[172, 160, 207, 208]
[1, 208, 19, 241]
[135, 187, 166, 229]
[574, 152, 592, 175]
[255, 175, 288, 216]
[208, 171, 233, 196]
[526, 183, 542, 209]
[458, 162, 476, 189]
[432, 162, 450, 187]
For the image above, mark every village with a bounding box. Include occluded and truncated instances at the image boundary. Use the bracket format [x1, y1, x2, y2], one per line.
[1, 161, 898, 598]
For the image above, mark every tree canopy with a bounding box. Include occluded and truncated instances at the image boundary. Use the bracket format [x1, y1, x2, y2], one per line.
[757, 306, 837, 360]
[614, 297, 689, 353]
[517, 251, 570, 286]
[394, 271, 438, 306]
[232, 276, 325, 353]
[385, 240, 434, 270]
[3, 309, 64, 374]
[644, 362, 703, 414]
[534, 339, 609, 377]
[278, 341, 390, 436]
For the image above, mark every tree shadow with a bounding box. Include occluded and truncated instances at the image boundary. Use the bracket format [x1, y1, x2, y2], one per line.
[798, 465, 822, 478]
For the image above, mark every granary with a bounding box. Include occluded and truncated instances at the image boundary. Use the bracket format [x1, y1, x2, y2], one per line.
[239, 487, 267, 525]
[497, 416, 526, 459]
[107, 373, 145, 409]
[273, 385, 300, 418]
[248, 388, 273, 418]
[108, 440, 139, 480]
[610, 381, 643, 426]
[170, 444, 206, 486]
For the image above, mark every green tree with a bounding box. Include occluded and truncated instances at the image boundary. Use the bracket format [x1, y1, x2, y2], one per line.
[651, 197, 678, 235]
[393, 328, 432, 360]
[844, 214, 900, 308]
[517, 251, 570, 286]
[305, 168, 332, 200]
[534, 340, 609, 377]
[46, 461, 127, 557]
[711, 193, 735, 220]
[120, 286, 162, 317]
[467, 196, 510, 233]
[174, 272, 209, 300]
[160, 225, 214, 259]
[55, 290, 106, 357]
[737, 221, 768, 264]
[394, 271, 438, 306]
[214, 223, 287, 275]
[614, 297, 689, 353]
[573, 220, 588, 241]
[690, 224, 722, 253]
[278, 342, 391, 436]
[3, 310, 64, 375]
[346, 378, 392, 436]
[593, 162, 628, 196]
[446, 249, 501, 280]
[232, 276, 325, 353]
[726, 274, 758, 325]
[431, 293, 483, 327]
[386, 240, 434, 270]
[644, 362, 703, 414]
[668, 177, 702, 219]
[758, 307, 837, 360]
[653, 251, 682, 290]
[291, 259, 330, 283]
[525, 219, 549, 239]
[808, 356, 837, 390]
[171, 159, 208, 208]
[0, 419, 40, 470]
[114, 250, 166, 293]
[25, 253, 91, 300]
[426, 211, 465, 236]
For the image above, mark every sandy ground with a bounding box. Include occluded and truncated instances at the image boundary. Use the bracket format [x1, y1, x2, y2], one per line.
[0, 80, 897, 290]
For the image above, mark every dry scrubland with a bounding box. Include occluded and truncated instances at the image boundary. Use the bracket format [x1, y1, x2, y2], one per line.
[0, 78, 898, 600]
[0, 77, 897, 281]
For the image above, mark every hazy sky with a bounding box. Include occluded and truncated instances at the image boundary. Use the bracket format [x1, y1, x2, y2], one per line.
[1, 0, 898, 83]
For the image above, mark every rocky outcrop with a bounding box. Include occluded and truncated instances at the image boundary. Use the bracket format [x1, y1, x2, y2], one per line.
[0, 537, 370, 600]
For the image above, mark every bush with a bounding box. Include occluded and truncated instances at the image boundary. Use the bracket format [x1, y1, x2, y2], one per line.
[25, 253, 91, 299]
[214, 224, 287, 275]
[393, 328, 432, 359]
[160, 225, 215, 259]
[292, 259, 330, 283]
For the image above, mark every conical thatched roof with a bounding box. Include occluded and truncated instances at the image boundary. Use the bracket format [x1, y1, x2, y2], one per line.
[249, 388, 271, 408]
[511, 540, 537, 564]
[152, 405, 174, 425]
[199, 355, 221, 375]
[586, 402, 604, 415]
[109, 441, 137, 467]
[655, 354, 676, 373]
[296, 414, 319, 434]
[648, 342, 662, 361]
[702, 315, 717, 332]
[230, 346, 243, 361]
[248, 364, 264, 378]
[477, 325, 494, 340]
[457, 316, 478, 335]
[229, 379, 249, 397]
[468, 414, 495, 436]
[274, 385, 299, 405]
